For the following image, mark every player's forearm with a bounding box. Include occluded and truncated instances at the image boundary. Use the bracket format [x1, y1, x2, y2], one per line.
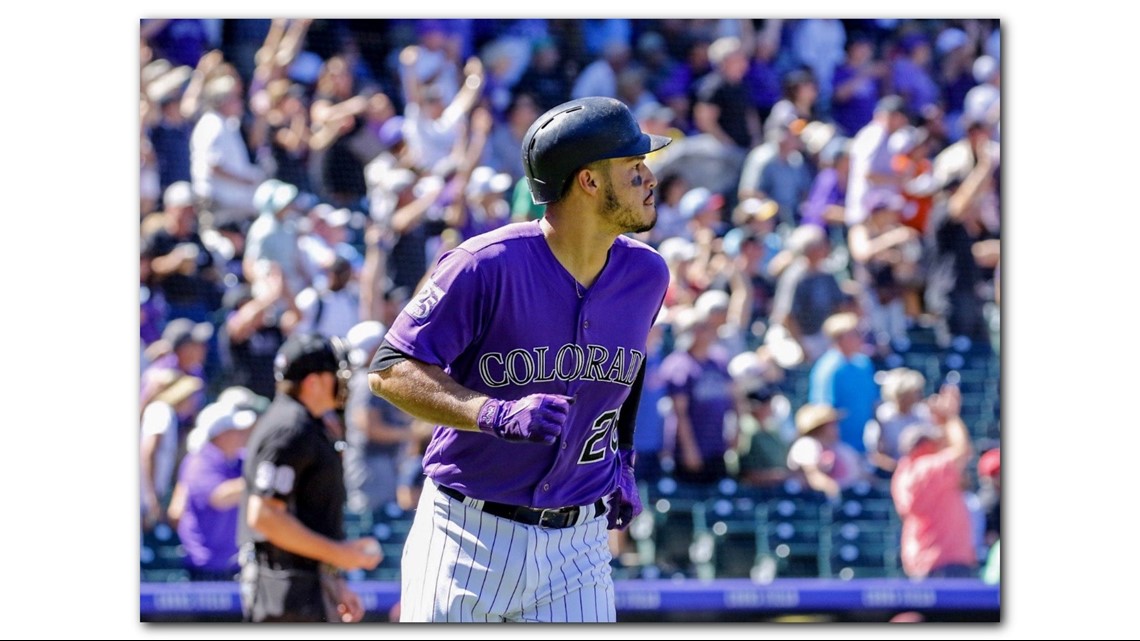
[368, 359, 488, 432]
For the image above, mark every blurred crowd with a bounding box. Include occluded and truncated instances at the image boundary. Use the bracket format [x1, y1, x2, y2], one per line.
[139, 18, 1000, 583]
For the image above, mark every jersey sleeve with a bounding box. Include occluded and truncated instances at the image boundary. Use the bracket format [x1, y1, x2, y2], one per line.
[382, 248, 487, 369]
[247, 427, 313, 502]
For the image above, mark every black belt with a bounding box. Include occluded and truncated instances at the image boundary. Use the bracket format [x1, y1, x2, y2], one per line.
[437, 485, 605, 529]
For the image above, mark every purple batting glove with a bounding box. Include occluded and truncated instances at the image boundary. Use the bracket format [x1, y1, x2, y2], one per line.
[607, 449, 642, 531]
[476, 394, 572, 444]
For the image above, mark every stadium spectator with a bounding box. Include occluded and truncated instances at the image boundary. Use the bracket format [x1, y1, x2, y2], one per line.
[143, 182, 224, 323]
[166, 401, 256, 581]
[221, 268, 300, 399]
[800, 137, 851, 229]
[190, 72, 265, 221]
[844, 95, 909, 227]
[343, 321, 416, 513]
[925, 117, 1000, 345]
[297, 204, 357, 289]
[294, 255, 360, 340]
[757, 120, 814, 227]
[662, 305, 739, 485]
[515, 38, 570, 112]
[141, 318, 212, 413]
[764, 69, 818, 139]
[831, 34, 887, 137]
[892, 385, 978, 579]
[864, 367, 929, 478]
[244, 178, 311, 294]
[891, 31, 940, 118]
[977, 446, 1001, 548]
[736, 385, 792, 488]
[809, 312, 880, 454]
[789, 19, 846, 111]
[141, 372, 204, 531]
[770, 224, 847, 364]
[693, 36, 760, 151]
[786, 403, 867, 499]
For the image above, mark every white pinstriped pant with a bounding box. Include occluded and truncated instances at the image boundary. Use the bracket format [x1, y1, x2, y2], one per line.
[400, 477, 615, 622]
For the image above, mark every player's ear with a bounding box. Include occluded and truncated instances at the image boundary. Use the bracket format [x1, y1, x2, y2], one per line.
[575, 165, 602, 196]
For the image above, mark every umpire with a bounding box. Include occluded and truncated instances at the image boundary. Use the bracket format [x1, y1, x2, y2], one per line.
[238, 333, 381, 623]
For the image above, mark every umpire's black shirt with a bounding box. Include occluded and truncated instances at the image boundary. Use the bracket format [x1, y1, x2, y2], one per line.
[239, 394, 346, 571]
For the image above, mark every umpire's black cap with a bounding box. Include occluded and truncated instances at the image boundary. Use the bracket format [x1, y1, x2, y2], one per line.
[274, 333, 349, 383]
[522, 96, 671, 205]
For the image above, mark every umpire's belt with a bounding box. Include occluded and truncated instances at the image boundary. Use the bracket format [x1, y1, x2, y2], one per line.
[438, 484, 605, 529]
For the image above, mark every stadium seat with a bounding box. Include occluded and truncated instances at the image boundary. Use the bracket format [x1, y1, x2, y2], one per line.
[691, 496, 766, 579]
[757, 488, 829, 578]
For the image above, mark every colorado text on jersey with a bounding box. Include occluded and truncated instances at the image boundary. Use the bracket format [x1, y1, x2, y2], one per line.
[477, 345, 645, 388]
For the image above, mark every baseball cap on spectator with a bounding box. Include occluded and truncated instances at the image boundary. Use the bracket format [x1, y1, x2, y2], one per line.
[466, 166, 513, 199]
[658, 237, 697, 264]
[634, 101, 675, 125]
[978, 447, 1001, 479]
[311, 203, 352, 228]
[786, 224, 827, 255]
[820, 137, 851, 166]
[162, 318, 214, 350]
[822, 312, 860, 340]
[729, 350, 769, 392]
[973, 55, 999, 84]
[346, 320, 388, 368]
[888, 126, 928, 156]
[695, 289, 730, 317]
[274, 333, 348, 383]
[875, 95, 907, 116]
[800, 121, 837, 156]
[678, 187, 724, 220]
[899, 422, 943, 455]
[368, 167, 419, 222]
[708, 36, 744, 67]
[188, 401, 257, 452]
[254, 179, 300, 216]
[935, 28, 968, 55]
[216, 385, 271, 415]
[795, 404, 843, 436]
[163, 182, 194, 209]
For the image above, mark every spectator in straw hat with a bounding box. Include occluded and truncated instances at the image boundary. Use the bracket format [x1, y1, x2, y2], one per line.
[140, 372, 205, 531]
[786, 402, 866, 499]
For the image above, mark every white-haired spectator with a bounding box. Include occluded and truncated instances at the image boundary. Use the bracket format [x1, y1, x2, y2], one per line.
[693, 36, 760, 150]
[190, 74, 265, 221]
[864, 367, 930, 477]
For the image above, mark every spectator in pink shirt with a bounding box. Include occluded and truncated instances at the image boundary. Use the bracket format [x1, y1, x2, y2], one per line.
[891, 385, 978, 578]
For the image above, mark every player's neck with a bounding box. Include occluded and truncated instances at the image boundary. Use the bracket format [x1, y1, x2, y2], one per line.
[539, 214, 615, 288]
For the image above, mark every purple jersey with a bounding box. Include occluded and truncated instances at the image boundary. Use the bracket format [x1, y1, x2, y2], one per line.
[383, 221, 668, 508]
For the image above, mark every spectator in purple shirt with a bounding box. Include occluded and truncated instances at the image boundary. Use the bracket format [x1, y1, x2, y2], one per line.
[167, 401, 257, 581]
[662, 305, 739, 485]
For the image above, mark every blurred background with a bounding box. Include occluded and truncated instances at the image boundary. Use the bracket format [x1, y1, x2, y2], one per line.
[138, 17, 1000, 622]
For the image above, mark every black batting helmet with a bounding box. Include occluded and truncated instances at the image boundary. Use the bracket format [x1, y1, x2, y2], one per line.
[522, 96, 672, 205]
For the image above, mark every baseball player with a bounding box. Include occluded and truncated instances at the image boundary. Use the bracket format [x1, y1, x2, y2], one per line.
[368, 96, 671, 622]
[238, 333, 382, 622]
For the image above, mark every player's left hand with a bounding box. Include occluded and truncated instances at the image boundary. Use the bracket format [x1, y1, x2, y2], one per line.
[607, 449, 642, 531]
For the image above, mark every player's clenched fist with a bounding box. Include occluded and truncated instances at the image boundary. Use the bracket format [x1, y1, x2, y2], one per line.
[607, 449, 642, 531]
[477, 394, 573, 444]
